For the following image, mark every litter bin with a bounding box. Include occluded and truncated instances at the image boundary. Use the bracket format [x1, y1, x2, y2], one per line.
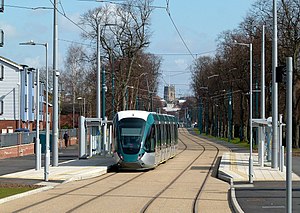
[40, 133, 52, 153]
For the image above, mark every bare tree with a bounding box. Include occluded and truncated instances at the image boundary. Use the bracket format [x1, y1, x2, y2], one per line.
[191, 0, 300, 146]
[61, 44, 88, 127]
[79, 0, 154, 111]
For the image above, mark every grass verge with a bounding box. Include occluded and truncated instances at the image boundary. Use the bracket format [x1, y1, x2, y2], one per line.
[193, 128, 300, 155]
[0, 183, 40, 199]
[193, 128, 257, 150]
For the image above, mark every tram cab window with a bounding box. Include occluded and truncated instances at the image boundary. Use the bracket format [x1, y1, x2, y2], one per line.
[144, 125, 156, 152]
[117, 118, 145, 154]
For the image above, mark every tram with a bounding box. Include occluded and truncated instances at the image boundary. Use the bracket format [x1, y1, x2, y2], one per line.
[112, 110, 178, 170]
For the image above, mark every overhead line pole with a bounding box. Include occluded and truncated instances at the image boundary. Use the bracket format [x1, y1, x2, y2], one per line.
[97, 23, 101, 119]
[52, 0, 59, 166]
[272, 0, 279, 169]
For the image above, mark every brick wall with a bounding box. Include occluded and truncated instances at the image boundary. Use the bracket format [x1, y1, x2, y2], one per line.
[0, 120, 18, 132]
[0, 143, 34, 159]
[0, 137, 78, 159]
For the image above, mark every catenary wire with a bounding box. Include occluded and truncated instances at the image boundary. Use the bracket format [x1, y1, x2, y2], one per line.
[165, 1, 196, 60]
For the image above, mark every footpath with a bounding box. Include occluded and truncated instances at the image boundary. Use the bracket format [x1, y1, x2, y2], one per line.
[1, 137, 300, 212]
[0, 145, 115, 204]
[193, 132, 300, 213]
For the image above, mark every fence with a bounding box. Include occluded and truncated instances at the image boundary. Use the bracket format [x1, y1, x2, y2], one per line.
[0, 129, 77, 148]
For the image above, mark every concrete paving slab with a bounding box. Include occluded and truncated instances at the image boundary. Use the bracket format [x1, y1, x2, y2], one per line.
[219, 152, 300, 182]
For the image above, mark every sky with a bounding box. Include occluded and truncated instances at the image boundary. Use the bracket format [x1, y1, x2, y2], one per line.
[0, 0, 254, 98]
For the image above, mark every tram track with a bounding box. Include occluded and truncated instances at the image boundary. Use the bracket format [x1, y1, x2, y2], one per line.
[140, 128, 207, 213]
[65, 130, 194, 212]
[2, 128, 234, 213]
[181, 130, 221, 213]
[12, 172, 118, 212]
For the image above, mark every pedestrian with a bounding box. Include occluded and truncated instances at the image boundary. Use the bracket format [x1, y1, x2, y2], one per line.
[63, 131, 69, 148]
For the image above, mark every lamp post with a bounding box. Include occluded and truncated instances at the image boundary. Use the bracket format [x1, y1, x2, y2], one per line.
[19, 40, 50, 181]
[272, 0, 279, 170]
[28, 67, 41, 171]
[77, 97, 86, 117]
[233, 41, 253, 184]
[228, 87, 232, 142]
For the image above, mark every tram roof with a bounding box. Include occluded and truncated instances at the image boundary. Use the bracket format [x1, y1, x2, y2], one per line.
[116, 110, 176, 123]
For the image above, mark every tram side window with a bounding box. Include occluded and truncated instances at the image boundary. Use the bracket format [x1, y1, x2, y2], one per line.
[162, 124, 166, 146]
[145, 125, 156, 152]
[166, 124, 170, 147]
[175, 124, 178, 144]
[169, 124, 172, 145]
[170, 124, 174, 145]
[164, 124, 167, 145]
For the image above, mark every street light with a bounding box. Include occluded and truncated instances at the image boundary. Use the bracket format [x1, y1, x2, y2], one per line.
[77, 97, 86, 117]
[19, 40, 50, 181]
[233, 41, 253, 184]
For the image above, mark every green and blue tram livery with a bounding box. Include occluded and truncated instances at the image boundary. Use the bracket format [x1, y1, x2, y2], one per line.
[113, 110, 178, 169]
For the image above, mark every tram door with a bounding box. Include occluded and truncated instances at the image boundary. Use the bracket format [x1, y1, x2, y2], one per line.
[155, 124, 161, 165]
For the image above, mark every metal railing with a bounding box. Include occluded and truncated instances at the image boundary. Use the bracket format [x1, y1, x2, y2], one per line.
[0, 129, 77, 148]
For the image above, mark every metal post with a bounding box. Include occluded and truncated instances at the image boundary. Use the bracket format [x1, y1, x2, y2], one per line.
[101, 67, 106, 119]
[103, 117, 107, 153]
[286, 57, 292, 213]
[52, 0, 59, 167]
[44, 43, 50, 181]
[258, 126, 264, 167]
[83, 97, 86, 117]
[97, 23, 101, 119]
[199, 97, 203, 134]
[89, 128, 93, 158]
[259, 25, 266, 167]
[249, 43, 253, 184]
[101, 67, 106, 154]
[111, 56, 115, 118]
[96, 23, 102, 156]
[150, 93, 153, 112]
[109, 124, 112, 154]
[279, 114, 283, 171]
[272, 0, 279, 169]
[78, 116, 86, 158]
[35, 68, 41, 170]
[205, 100, 209, 135]
[125, 87, 128, 110]
[261, 25, 266, 119]
[240, 93, 244, 141]
[228, 88, 232, 142]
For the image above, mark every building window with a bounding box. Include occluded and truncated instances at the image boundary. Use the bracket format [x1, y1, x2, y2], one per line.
[0, 29, 3, 47]
[0, 0, 4, 13]
[0, 100, 3, 115]
[0, 65, 3, 81]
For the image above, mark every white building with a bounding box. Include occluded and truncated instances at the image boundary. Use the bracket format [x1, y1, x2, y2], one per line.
[0, 56, 42, 132]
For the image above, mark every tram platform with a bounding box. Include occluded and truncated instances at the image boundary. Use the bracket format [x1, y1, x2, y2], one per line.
[219, 152, 300, 182]
[0, 145, 115, 204]
[219, 152, 300, 213]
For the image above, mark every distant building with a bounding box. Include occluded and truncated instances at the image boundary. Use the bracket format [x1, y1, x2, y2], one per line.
[0, 56, 50, 133]
[0, 56, 22, 132]
[164, 85, 175, 103]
